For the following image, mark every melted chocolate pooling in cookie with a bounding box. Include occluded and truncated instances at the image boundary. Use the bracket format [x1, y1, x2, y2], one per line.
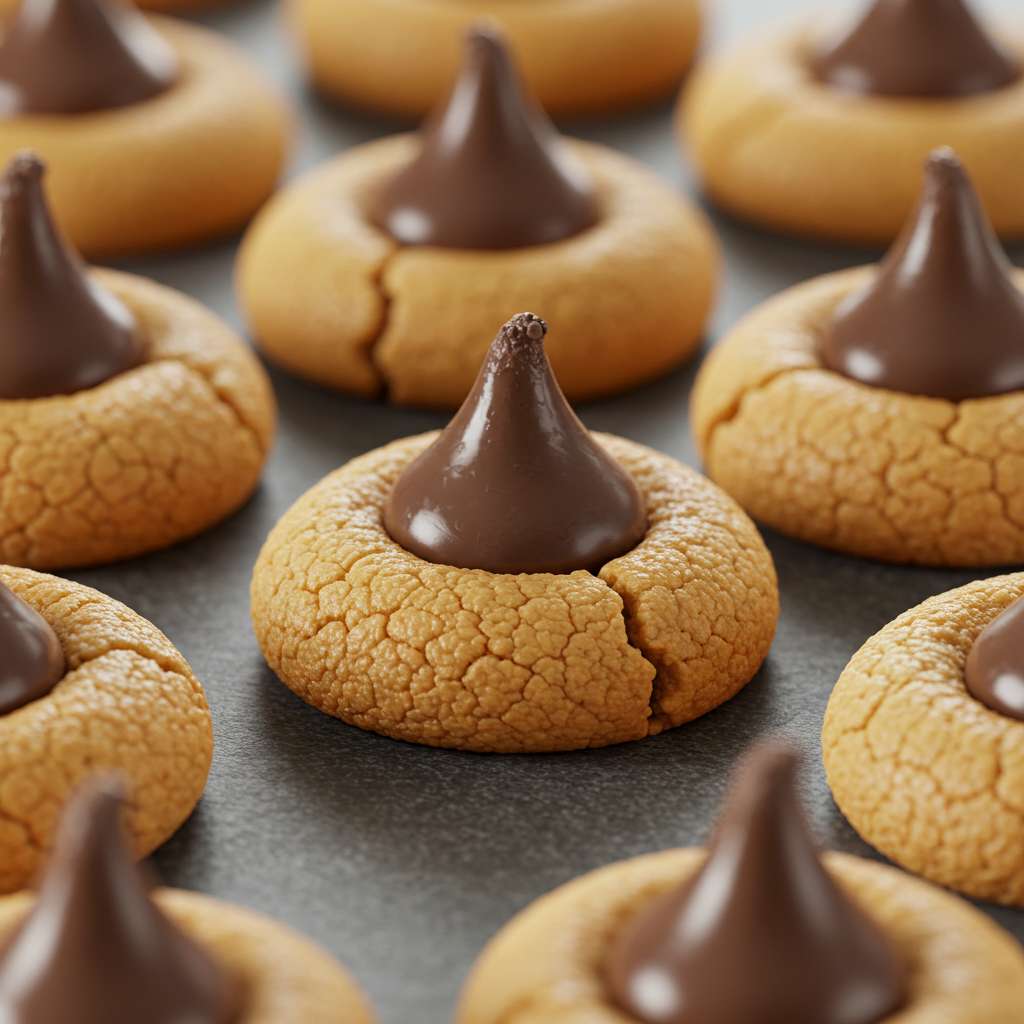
[0, 0, 178, 116]
[820, 149, 1024, 400]
[965, 597, 1024, 721]
[384, 313, 647, 574]
[603, 742, 908, 1024]
[812, 0, 1019, 98]
[370, 26, 598, 250]
[0, 153, 144, 399]
[0, 581, 64, 716]
[0, 778, 243, 1024]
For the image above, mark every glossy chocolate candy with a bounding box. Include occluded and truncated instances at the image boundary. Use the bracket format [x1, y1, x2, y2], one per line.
[603, 742, 908, 1024]
[820, 149, 1024, 400]
[965, 597, 1024, 721]
[0, 778, 243, 1023]
[0, 153, 144, 399]
[370, 26, 598, 250]
[0, 580, 64, 716]
[812, 0, 1019, 98]
[384, 313, 647, 574]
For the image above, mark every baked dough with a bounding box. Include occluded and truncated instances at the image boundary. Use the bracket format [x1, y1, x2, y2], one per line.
[0, 888, 375, 1023]
[251, 433, 778, 753]
[681, 25, 1024, 243]
[824, 573, 1024, 906]
[288, 0, 702, 118]
[691, 267, 1024, 566]
[0, 567, 214, 894]
[457, 848, 1024, 1022]
[0, 16, 290, 256]
[0, 269, 275, 569]
[237, 136, 719, 407]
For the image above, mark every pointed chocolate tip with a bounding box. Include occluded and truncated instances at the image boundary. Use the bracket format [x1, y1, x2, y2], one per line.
[925, 146, 967, 187]
[60, 775, 127, 848]
[466, 22, 505, 58]
[501, 312, 548, 346]
[3, 151, 45, 192]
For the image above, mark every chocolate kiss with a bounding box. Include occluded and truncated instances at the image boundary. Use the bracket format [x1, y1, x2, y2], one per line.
[0, 580, 64, 716]
[820, 149, 1024, 401]
[0, 153, 144, 399]
[0, 0, 178, 117]
[965, 597, 1024, 721]
[370, 26, 598, 250]
[0, 778, 242, 1024]
[812, 0, 1020, 98]
[603, 742, 908, 1024]
[384, 313, 648, 574]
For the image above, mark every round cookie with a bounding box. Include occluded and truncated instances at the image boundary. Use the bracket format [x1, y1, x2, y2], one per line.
[457, 849, 1024, 1023]
[238, 136, 717, 407]
[288, 0, 702, 118]
[0, 268, 275, 568]
[681, 15, 1024, 243]
[824, 573, 1024, 906]
[251, 427, 778, 753]
[0, 0, 238, 10]
[0, 566, 214, 894]
[0, 9, 290, 257]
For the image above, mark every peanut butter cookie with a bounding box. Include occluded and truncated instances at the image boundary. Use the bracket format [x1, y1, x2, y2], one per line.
[289, 0, 702, 118]
[824, 573, 1024, 906]
[682, 0, 1024, 243]
[0, 567, 214, 894]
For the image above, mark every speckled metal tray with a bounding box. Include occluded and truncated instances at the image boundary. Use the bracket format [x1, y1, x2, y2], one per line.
[66, 0, 1024, 1020]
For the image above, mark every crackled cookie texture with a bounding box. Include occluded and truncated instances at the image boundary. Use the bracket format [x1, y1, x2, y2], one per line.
[0, 780, 376, 1024]
[692, 150, 1024, 566]
[0, 0, 290, 256]
[252, 314, 777, 752]
[0, 567, 213, 894]
[682, 0, 1024, 242]
[0, 153, 274, 569]
[238, 28, 717, 408]
[459, 741, 1024, 1023]
[824, 573, 1024, 906]
[290, 0, 701, 118]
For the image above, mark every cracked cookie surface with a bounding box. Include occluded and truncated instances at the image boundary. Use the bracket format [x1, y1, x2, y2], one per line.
[681, 27, 1024, 243]
[0, 888, 374, 1023]
[0, 18, 290, 257]
[691, 267, 1024, 566]
[824, 574, 1024, 906]
[0, 567, 214, 893]
[237, 136, 718, 408]
[289, 0, 701, 119]
[456, 848, 1024, 1023]
[251, 433, 777, 753]
[0, 269, 275, 570]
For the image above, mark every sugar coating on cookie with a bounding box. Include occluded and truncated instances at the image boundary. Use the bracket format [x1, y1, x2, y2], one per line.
[0, 567, 215, 894]
[681, 2, 1024, 243]
[290, 0, 702, 118]
[824, 573, 1024, 906]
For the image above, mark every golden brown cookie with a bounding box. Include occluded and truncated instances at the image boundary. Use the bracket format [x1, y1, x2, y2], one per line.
[0, 0, 235, 9]
[0, 566, 214, 894]
[824, 574, 1024, 906]
[0, 269, 275, 569]
[251, 432, 778, 753]
[288, 0, 702, 118]
[237, 137, 718, 407]
[681, 24, 1024, 243]
[456, 848, 1024, 1023]
[0, 16, 290, 256]
[690, 267, 1024, 566]
[0, 889, 375, 1022]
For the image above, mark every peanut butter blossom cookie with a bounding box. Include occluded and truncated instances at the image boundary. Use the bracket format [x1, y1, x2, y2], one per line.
[0, 566, 215, 894]
[825, 573, 1024, 906]
[0, 153, 275, 569]
[239, 27, 718, 408]
[682, 0, 1024, 243]
[458, 742, 1024, 1023]
[289, 0, 702, 118]
[692, 148, 1024, 566]
[0, 0, 290, 256]
[0, 779, 376, 1023]
[252, 313, 778, 753]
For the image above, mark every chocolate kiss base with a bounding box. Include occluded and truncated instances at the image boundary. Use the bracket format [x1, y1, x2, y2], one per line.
[0, 579, 65, 715]
[965, 595, 1024, 721]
